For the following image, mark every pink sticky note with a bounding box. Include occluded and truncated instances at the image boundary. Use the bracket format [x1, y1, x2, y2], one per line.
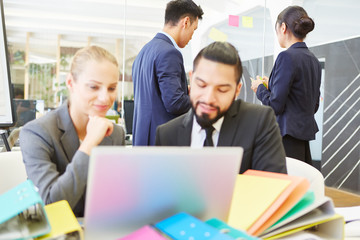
[228, 15, 239, 27]
[118, 225, 167, 240]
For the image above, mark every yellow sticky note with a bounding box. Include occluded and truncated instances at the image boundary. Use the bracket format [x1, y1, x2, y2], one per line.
[208, 27, 228, 42]
[242, 16, 253, 28]
[228, 174, 291, 231]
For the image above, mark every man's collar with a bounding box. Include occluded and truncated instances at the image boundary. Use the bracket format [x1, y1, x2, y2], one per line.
[193, 115, 224, 133]
[159, 31, 181, 52]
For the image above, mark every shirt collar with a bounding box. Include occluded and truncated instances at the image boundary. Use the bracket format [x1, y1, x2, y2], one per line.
[159, 31, 181, 52]
[193, 115, 224, 134]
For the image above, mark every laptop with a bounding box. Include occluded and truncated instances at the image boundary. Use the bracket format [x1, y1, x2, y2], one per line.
[84, 146, 243, 239]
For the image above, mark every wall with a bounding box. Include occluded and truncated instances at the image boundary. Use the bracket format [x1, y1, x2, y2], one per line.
[311, 36, 360, 193]
[240, 37, 360, 193]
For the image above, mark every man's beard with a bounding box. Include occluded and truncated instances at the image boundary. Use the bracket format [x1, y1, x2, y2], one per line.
[192, 101, 225, 128]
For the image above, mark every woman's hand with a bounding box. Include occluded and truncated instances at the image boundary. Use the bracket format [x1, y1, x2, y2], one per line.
[251, 75, 268, 93]
[79, 116, 114, 155]
[262, 76, 269, 89]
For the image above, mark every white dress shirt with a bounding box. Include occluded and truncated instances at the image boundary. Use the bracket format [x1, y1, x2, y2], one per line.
[191, 116, 224, 148]
[159, 31, 181, 53]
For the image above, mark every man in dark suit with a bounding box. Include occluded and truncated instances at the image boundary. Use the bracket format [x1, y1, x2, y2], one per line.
[156, 42, 287, 174]
[132, 0, 203, 146]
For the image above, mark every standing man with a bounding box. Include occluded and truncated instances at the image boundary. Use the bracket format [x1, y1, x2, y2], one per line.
[156, 42, 287, 174]
[132, 0, 203, 146]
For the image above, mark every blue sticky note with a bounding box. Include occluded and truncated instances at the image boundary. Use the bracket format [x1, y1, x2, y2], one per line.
[155, 212, 233, 240]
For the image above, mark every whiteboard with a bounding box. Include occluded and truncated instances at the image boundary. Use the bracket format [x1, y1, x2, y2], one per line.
[0, 0, 15, 128]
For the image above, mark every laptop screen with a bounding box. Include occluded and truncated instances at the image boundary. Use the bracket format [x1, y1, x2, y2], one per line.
[84, 146, 243, 239]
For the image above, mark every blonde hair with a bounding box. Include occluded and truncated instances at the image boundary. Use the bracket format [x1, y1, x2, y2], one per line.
[70, 45, 118, 81]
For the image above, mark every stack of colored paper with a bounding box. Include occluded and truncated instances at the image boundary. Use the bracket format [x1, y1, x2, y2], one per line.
[227, 170, 344, 239]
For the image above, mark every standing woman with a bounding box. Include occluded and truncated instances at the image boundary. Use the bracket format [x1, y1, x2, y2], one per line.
[251, 6, 321, 166]
[20, 46, 125, 217]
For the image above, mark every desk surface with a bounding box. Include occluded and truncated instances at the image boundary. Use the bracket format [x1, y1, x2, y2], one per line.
[325, 187, 360, 207]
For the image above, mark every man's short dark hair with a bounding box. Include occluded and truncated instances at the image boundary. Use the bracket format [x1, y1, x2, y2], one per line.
[193, 42, 243, 84]
[165, 0, 203, 26]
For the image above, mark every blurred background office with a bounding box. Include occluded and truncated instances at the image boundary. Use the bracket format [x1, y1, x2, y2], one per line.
[1, 0, 359, 192]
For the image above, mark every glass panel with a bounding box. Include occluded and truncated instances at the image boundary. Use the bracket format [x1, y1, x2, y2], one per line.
[2, 0, 359, 193]
[302, 0, 360, 193]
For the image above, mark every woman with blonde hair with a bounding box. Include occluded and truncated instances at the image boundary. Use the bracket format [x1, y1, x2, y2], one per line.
[20, 45, 125, 217]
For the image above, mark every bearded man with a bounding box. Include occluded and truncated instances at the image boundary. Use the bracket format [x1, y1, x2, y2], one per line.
[155, 42, 287, 174]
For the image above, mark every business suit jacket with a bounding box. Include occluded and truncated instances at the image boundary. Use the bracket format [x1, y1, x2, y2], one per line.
[132, 33, 191, 146]
[20, 102, 125, 217]
[155, 99, 287, 174]
[257, 42, 321, 141]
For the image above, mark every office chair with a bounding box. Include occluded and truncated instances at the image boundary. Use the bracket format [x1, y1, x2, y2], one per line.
[0, 151, 27, 194]
[123, 100, 134, 135]
[123, 100, 134, 145]
[1, 127, 22, 152]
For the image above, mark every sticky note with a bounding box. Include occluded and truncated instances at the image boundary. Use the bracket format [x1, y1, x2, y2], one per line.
[228, 174, 291, 231]
[228, 15, 239, 27]
[242, 16, 253, 28]
[155, 212, 233, 240]
[208, 28, 228, 42]
[119, 225, 167, 240]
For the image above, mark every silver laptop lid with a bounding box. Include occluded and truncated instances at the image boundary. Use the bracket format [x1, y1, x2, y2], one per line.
[84, 146, 243, 239]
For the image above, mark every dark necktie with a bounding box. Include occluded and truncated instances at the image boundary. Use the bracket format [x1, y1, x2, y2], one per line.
[203, 126, 215, 147]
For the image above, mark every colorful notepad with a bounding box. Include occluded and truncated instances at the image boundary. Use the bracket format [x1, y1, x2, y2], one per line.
[243, 170, 310, 236]
[227, 174, 291, 231]
[227, 170, 344, 239]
